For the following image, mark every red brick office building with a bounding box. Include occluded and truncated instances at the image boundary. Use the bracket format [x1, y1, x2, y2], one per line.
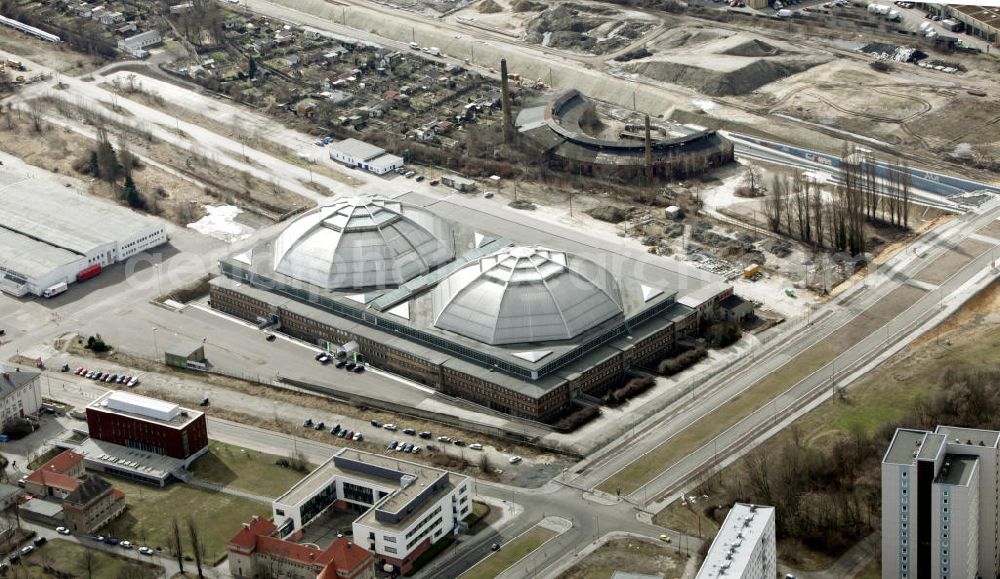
[86, 391, 208, 462]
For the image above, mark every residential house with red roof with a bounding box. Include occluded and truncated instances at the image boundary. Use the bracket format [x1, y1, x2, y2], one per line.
[24, 450, 85, 499]
[23, 449, 126, 533]
[228, 516, 375, 579]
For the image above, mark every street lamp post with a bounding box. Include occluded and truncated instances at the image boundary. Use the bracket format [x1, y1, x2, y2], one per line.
[151, 327, 159, 360]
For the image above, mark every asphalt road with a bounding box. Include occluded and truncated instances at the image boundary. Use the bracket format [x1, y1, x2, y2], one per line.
[729, 132, 1000, 200]
[9, 520, 187, 578]
[585, 198, 1000, 495]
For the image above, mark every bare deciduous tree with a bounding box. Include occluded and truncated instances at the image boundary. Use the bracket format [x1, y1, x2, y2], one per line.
[763, 175, 785, 233]
[743, 447, 773, 506]
[26, 103, 43, 133]
[82, 545, 96, 579]
[188, 518, 205, 578]
[171, 518, 184, 574]
[739, 163, 764, 197]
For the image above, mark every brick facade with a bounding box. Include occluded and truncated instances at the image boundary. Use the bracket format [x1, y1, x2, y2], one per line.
[210, 283, 703, 422]
[85, 408, 208, 460]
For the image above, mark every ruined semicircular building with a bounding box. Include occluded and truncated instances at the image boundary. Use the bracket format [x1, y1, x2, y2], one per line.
[515, 89, 733, 179]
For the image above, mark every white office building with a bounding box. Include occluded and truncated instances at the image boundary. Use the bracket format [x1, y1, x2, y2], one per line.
[0, 368, 43, 424]
[328, 138, 404, 175]
[882, 426, 1000, 579]
[272, 448, 472, 575]
[696, 503, 776, 579]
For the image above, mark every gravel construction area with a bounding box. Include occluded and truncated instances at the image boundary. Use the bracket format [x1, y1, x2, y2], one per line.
[523, 3, 658, 55]
[621, 29, 831, 96]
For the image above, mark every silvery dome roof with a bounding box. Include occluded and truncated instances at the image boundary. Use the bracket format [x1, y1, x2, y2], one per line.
[273, 196, 454, 290]
[433, 246, 624, 345]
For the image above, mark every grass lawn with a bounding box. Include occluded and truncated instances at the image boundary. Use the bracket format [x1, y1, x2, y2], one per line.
[777, 539, 837, 572]
[460, 526, 557, 579]
[597, 341, 833, 495]
[559, 537, 686, 579]
[464, 501, 490, 526]
[18, 538, 159, 579]
[597, 285, 924, 495]
[100, 474, 272, 564]
[654, 502, 720, 541]
[188, 440, 313, 498]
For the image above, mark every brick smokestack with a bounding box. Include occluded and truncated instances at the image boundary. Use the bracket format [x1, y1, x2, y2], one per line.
[500, 58, 513, 144]
[644, 114, 653, 181]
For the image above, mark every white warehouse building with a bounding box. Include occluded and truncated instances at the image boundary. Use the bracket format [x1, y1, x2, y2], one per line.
[328, 138, 404, 175]
[272, 448, 472, 575]
[0, 175, 167, 297]
[696, 503, 776, 579]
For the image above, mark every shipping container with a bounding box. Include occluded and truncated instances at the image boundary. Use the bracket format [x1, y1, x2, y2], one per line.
[76, 263, 102, 282]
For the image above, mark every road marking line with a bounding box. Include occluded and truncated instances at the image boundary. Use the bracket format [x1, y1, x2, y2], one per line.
[969, 232, 1000, 246]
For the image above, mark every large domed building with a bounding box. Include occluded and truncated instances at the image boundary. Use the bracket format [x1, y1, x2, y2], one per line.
[433, 246, 624, 345]
[212, 192, 734, 422]
[272, 197, 454, 290]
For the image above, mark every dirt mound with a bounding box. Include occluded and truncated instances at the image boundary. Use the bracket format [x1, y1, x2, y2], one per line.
[627, 57, 827, 96]
[525, 4, 653, 55]
[588, 205, 629, 223]
[720, 39, 784, 57]
[478, 0, 502, 13]
[656, 28, 731, 50]
[511, 0, 543, 11]
[614, 47, 653, 62]
[564, 1, 618, 15]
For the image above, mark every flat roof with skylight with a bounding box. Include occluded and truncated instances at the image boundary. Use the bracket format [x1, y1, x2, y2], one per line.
[87, 391, 202, 429]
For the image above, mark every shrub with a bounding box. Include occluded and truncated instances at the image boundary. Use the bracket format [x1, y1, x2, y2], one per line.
[869, 60, 893, 73]
[552, 404, 600, 431]
[2, 418, 33, 440]
[275, 453, 309, 473]
[606, 376, 656, 406]
[85, 334, 112, 353]
[706, 321, 742, 349]
[657, 346, 707, 375]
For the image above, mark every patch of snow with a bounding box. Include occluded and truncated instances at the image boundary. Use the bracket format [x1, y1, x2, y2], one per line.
[802, 169, 833, 184]
[541, 31, 552, 47]
[692, 98, 717, 112]
[951, 142, 973, 157]
[186, 205, 253, 243]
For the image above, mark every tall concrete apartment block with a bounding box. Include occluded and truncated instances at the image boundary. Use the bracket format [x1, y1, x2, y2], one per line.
[696, 503, 776, 579]
[882, 426, 1000, 579]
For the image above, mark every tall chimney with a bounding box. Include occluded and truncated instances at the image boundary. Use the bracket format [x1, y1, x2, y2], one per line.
[500, 59, 513, 144]
[644, 114, 653, 181]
